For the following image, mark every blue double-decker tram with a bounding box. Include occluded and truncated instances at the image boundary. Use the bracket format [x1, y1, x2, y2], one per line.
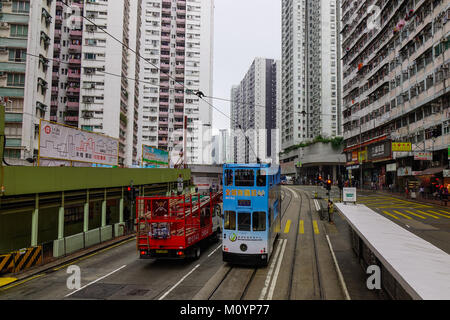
[222, 163, 281, 266]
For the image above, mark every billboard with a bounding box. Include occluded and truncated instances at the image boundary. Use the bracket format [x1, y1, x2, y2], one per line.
[39, 120, 119, 166]
[142, 145, 169, 167]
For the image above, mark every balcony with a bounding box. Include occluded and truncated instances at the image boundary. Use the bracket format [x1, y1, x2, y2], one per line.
[64, 116, 79, 122]
[54, 43, 61, 51]
[174, 111, 184, 117]
[161, 26, 171, 33]
[176, 27, 185, 33]
[51, 100, 58, 107]
[69, 30, 83, 38]
[67, 87, 80, 95]
[54, 29, 61, 39]
[52, 72, 59, 80]
[158, 130, 168, 135]
[159, 111, 169, 117]
[69, 58, 81, 65]
[68, 71, 81, 79]
[50, 116, 57, 122]
[159, 92, 169, 98]
[67, 101, 79, 109]
[159, 101, 169, 107]
[51, 87, 59, 95]
[69, 44, 82, 52]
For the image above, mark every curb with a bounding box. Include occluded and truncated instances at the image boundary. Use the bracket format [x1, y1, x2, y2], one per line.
[0, 234, 136, 290]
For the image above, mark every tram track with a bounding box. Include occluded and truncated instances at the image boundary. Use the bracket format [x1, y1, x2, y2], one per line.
[304, 189, 325, 300]
[206, 188, 295, 300]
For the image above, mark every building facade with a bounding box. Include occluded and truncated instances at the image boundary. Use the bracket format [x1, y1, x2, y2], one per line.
[341, 0, 450, 191]
[138, 0, 214, 166]
[0, 0, 55, 165]
[281, 0, 342, 152]
[230, 58, 281, 164]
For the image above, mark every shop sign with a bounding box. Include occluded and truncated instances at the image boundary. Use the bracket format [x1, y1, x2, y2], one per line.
[397, 166, 413, 176]
[352, 151, 358, 161]
[392, 142, 411, 152]
[358, 149, 368, 162]
[386, 163, 397, 172]
[444, 169, 450, 178]
[347, 165, 359, 170]
[369, 141, 391, 160]
[414, 151, 432, 161]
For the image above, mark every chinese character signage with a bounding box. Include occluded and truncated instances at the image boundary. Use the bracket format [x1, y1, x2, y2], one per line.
[414, 151, 432, 161]
[397, 166, 412, 176]
[392, 142, 412, 152]
[39, 120, 119, 166]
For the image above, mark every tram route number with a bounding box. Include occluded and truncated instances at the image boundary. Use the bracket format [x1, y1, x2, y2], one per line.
[180, 304, 270, 318]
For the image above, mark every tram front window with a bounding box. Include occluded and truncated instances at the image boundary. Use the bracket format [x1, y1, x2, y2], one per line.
[238, 212, 251, 231]
[235, 169, 254, 187]
[252, 212, 266, 231]
[225, 169, 233, 186]
[224, 211, 236, 230]
[256, 169, 266, 187]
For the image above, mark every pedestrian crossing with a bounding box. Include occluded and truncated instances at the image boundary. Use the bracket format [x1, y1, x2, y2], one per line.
[357, 195, 450, 222]
[281, 219, 320, 235]
[379, 209, 450, 220]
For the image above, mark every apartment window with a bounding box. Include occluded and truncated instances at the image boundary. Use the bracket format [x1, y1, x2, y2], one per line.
[10, 24, 28, 37]
[12, 1, 30, 13]
[8, 49, 26, 62]
[7, 73, 25, 87]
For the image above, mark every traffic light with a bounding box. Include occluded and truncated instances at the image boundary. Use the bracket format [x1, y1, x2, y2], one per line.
[127, 186, 137, 201]
[326, 179, 332, 191]
[318, 175, 323, 184]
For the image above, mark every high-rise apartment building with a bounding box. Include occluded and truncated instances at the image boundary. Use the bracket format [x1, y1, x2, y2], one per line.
[76, 0, 140, 166]
[230, 58, 281, 164]
[281, 0, 342, 151]
[341, 0, 449, 189]
[138, 0, 214, 165]
[0, 0, 55, 165]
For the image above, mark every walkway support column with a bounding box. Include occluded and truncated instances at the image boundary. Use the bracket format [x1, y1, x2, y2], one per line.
[31, 194, 39, 246]
[119, 187, 124, 223]
[101, 189, 106, 227]
[83, 190, 89, 232]
[58, 192, 65, 239]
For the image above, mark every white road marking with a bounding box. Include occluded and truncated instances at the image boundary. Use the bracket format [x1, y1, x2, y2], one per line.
[65, 264, 127, 298]
[208, 244, 222, 258]
[267, 239, 287, 300]
[326, 235, 351, 300]
[258, 239, 282, 300]
[287, 187, 299, 198]
[314, 199, 321, 211]
[158, 264, 201, 300]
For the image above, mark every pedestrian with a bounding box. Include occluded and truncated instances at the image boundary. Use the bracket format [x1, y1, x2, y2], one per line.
[419, 185, 425, 199]
[405, 186, 409, 199]
[442, 187, 448, 206]
[328, 200, 334, 224]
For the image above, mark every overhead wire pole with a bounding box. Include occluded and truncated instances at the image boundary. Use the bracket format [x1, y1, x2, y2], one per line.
[60, 0, 260, 164]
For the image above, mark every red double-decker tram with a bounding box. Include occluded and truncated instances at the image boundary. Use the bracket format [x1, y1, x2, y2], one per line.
[136, 192, 222, 259]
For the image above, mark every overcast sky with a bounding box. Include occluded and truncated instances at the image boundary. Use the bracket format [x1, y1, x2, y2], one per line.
[211, 0, 281, 134]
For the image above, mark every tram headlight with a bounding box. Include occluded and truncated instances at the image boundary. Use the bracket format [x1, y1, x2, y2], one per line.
[240, 244, 248, 252]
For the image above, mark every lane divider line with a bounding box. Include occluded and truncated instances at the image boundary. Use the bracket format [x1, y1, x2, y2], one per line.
[259, 239, 282, 300]
[326, 235, 351, 300]
[65, 264, 127, 298]
[284, 220, 291, 234]
[158, 264, 201, 300]
[267, 239, 287, 300]
[313, 220, 320, 234]
[207, 244, 222, 258]
[0, 274, 44, 291]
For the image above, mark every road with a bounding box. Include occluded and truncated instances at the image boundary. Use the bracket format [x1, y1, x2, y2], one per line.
[0, 186, 378, 300]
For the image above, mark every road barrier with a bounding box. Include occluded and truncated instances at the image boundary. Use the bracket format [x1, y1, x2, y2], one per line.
[0, 246, 43, 274]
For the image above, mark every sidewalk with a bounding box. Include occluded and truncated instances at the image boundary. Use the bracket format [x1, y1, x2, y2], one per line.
[0, 233, 136, 289]
[359, 189, 449, 208]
